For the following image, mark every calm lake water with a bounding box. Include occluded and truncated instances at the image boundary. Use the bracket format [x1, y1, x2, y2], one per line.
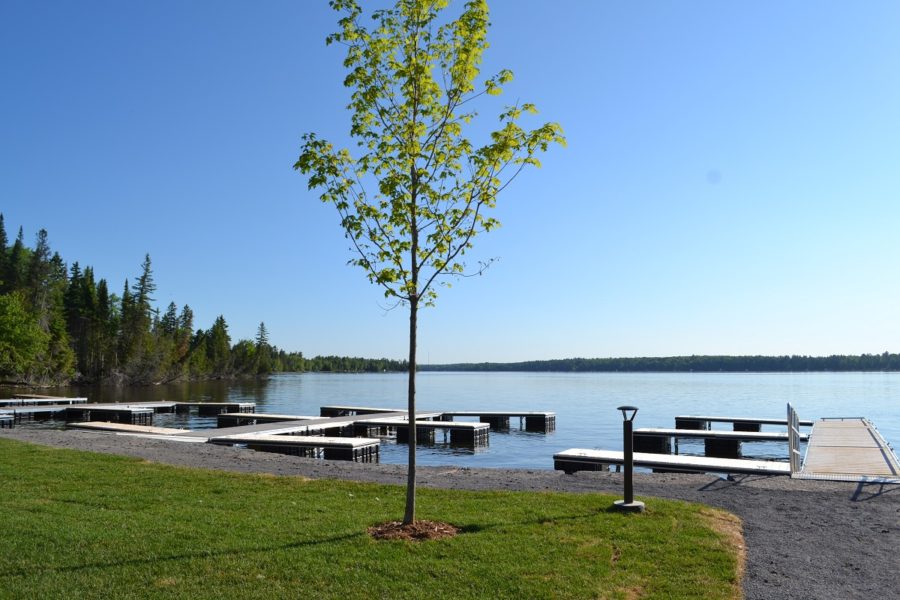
[16, 371, 900, 470]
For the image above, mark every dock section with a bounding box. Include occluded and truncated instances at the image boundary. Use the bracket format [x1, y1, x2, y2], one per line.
[209, 433, 380, 462]
[675, 415, 813, 431]
[797, 418, 900, 483]
[439, 411, 556, 432]
[216, 413, 317, 427]
[320, 405, 404, 417]
[553, 449, 792, 476]
[0, 396, 88, 407]
[634, 427, 808, 458]
[5, 401, 179, 423]
[176, 402, 255, 416]
[70, 422, 192, 435]
[353, 418, 490, 446]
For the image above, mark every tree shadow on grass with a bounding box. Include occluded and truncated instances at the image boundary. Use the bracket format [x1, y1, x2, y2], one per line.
[455, 508, 622, 534]
[0, 531, 362, 578]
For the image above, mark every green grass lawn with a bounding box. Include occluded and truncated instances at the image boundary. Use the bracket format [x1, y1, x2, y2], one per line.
[0, 438, 742, 599]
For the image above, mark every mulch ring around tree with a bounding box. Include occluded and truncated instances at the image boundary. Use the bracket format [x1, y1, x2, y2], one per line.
[368, 520, 461, 541]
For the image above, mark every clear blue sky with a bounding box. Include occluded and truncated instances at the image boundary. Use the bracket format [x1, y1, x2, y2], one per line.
[3, 1, 899, 363]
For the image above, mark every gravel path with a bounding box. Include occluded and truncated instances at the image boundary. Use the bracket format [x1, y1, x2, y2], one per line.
[2, 428, 897, 599]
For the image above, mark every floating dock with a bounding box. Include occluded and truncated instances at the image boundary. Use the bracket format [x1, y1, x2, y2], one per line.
[209, 433, 380, 462]
[319, 405, 404, 417]
[176, 402, 255, 416]
[353, 418, 490, 446]
[0, 413, 13, 429]
[557, 405, 899, 481]
[553, 448, 792, 476]
[3, 401, 180, 423]
[70, 422, 192, 435]
[65, 406, 154, 425]
[0, 396, 89, 407]
[216, 413, 317, 427]
[439, 411, 556, 432]
[675, 414, 814, 431]
[16, 399, 554, 464]
[633, 427, 809, 458]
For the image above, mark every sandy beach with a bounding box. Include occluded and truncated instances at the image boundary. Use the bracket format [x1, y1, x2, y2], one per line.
[2, 428, 897, 599]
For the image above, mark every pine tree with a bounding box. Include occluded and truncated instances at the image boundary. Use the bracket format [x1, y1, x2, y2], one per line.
[175, 304, 193, 363]
[64, 262, 86, 373]
[4, 227, 25, 294]
[96, 278, 115, 371]
[133, 254, 156, 312]
[26, 229, 53, 327]
[206, 315, 231, 376]
[0, 214, 8, 291]
[161, 302, 178, 335]
[255, 321, 272, 374]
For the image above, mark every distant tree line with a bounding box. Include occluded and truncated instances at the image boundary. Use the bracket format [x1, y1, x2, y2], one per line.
[302, 355, 408, 373]
[0, 217, 402, 385]
[421, 354, 900, 373]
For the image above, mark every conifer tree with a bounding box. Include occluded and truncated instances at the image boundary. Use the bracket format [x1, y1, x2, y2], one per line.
[255, 321, 272, 374]
[206, 315, 231, 376]
[5, 228, 25, 295]
[161, 302, 179, 335]
[0, 214, 8, 290]
[26, 229, 53, 327]
[176, 304, 193, 363]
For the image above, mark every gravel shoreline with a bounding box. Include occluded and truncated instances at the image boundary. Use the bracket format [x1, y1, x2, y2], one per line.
[2, 428, 897, 599]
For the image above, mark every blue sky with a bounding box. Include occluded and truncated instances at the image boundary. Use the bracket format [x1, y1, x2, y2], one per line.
[3, 1, 899, 363]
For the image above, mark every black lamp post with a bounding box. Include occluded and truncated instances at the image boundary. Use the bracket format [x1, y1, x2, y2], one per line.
[614, 405, 645, 513]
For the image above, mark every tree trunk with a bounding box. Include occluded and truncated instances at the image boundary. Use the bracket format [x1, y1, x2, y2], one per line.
[403, 296, 418, 525]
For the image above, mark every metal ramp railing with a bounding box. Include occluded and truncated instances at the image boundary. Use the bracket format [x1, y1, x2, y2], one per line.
[787, 403, 802, 475]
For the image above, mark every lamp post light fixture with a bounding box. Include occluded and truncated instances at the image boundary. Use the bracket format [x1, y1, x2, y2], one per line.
[614, 405, 645, 513]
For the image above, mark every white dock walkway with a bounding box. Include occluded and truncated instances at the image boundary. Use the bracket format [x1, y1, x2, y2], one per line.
[798, 418, 900, 483]
[70, 422, 192, 435]
[553, 448, 792, 476]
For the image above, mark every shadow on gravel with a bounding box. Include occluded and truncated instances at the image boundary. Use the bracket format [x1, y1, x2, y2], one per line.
[851, 482, 900, 502]
[697, 474, 782, 491]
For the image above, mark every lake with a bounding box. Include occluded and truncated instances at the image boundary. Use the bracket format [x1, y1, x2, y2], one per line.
[15, 371, 899, 470]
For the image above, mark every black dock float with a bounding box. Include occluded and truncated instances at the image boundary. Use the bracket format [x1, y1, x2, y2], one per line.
[395, 426, 437, 444]
[674, 418, 711, 430]
[0, 413, 13, 429]
[633, 434, 672, 454]
[525, 414, 556, 433]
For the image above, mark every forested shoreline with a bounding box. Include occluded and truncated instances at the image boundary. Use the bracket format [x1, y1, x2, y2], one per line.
[0, 217, 407, 386]
[422, 354, 900, 373]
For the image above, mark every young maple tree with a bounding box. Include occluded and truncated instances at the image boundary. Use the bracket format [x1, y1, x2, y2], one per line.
[295, 0, 564, 525]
